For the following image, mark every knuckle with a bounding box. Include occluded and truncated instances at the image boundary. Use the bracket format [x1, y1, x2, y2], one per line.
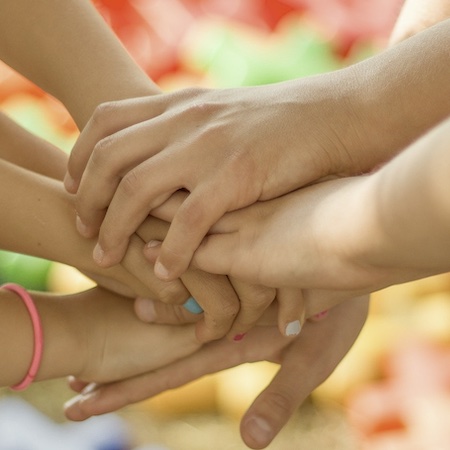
[157, 283, 185, 304]
[90, 136, 116, 166]
[178, 198, 209, 231]
[265, 389, 295, 416]
[247, 287, 276, 308]
[91, 101, 119, 127]
[119, 168, 143, 198]
[211, 300, 239, 324]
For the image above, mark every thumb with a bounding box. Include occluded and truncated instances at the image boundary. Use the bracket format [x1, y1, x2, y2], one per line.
[239, 355, 314, 449]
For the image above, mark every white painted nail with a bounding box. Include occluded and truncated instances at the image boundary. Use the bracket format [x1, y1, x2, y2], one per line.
[285, 320, 301, 336]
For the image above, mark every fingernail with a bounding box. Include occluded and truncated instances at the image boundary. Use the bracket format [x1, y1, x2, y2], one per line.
[135, 298, 157, 322]
[64, 172, 77, 193]
[285, 320, 301, 336]
[183, 297, 203, 314]
[76, 215, 90, 237]
[155, 260, 170, 280]
[313, 310, 329, 320]
[64, 390, 99, 410]
[233, 333, 246, 342]
[146, 240, 161, 249]
[93, 243, 104, 265]
[245, 416, 273, 447]
[81, 382, 97, 395]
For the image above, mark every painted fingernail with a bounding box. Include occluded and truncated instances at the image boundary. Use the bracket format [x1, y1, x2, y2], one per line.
[233, 333, 247, 342]
[285, 320, 301, 336]
[183, 297, 203, 314]
[81, 382, 97, 395]
[93, 243, 104, 265]
[64, 390, 99, 410]
[313, 310, 329, 320]
[135, 298, 156, 322]
[155, 260, 170, 280]
[245, 416, 273, 447]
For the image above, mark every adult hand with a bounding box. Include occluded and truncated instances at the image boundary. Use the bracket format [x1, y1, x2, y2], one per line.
[66, 73, 371, 280]
[65, 296, 369, 449]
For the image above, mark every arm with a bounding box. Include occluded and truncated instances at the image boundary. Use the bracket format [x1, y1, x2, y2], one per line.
[67, 19, 450, 282]
[0, 0, 272, 341]
[0, 112, 67, 180]
[390, 0, 450, 45]
[0, 0, 160, 128]
[0, 285, 200, 387]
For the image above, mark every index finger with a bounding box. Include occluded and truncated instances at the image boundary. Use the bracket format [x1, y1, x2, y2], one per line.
[65, 96, 164, 193]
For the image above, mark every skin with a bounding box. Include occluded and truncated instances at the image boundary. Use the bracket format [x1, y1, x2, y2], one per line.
[0, 0, 296, 342]
[0, 286, 200, 387]
[63, 5, 450, 449]
[186, 116, 450, 297]
[66, 19, 450, 284]
[64, 297, 369, 450]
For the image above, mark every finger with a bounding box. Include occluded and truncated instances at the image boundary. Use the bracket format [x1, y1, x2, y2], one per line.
[240, 298, 369, 449]
[67, 376, 90, 393]
[276, 288, 306, 338]
[192, 231, 241, 276]
[121, 233, 190, 304]
[154, 186, 233, 281]
[181, 268, 240, 343]
[92, 144, 203, 267]
[74, 120, 170, 238]
[64, 327, 284, 421]
[226, 278, 276, 342]
[65, 96, 165, 193]
[150, 190, 241, 236]
[134, 297, 202, 324]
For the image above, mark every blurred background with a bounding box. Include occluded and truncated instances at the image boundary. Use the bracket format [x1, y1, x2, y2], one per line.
[4, 1, 450, 449]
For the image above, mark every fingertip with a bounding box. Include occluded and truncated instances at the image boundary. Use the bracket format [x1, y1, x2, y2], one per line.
[76, 215, 97, 238]
[134, 297, 156, 322]
[241, 415, 275, 449]
[93, 242, 126, 268]
[154, 259, 178, 281]
[64, 172, 79, 194]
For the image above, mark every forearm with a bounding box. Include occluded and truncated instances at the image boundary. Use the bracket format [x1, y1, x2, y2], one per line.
[0, 159, 102, 271]
[0, 0, 160, 128]
[390, 0, 450, 45]
[0, 112, 67, 180]
[353, 117, 450, 281]
[347, 19, 450, 168]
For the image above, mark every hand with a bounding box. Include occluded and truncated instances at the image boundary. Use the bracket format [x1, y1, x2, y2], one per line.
[65, 296, 369, 449]
[66, 74, 372, 280]
[183, 176, 390, 293]
[73, 287, 202, 384]
[136, 215, 305, 341]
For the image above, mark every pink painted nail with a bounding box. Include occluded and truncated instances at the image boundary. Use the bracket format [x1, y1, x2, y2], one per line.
[313, 310, 329, 320]
[233, 333, 247, 342]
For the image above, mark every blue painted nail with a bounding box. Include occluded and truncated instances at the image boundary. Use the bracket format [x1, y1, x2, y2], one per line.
[183, 297, 203, 314]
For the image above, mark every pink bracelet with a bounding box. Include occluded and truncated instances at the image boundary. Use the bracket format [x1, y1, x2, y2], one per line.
[2, 283, 44, 391]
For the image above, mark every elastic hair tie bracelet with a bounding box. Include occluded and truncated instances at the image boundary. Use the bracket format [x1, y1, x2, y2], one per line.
[1, 283, 44, 391]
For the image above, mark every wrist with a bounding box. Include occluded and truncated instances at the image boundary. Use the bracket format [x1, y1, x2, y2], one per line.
[26, 292, 87, 382]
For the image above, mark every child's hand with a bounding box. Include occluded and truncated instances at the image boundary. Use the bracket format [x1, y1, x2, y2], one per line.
[73, 287, 201, 384]
[136, 216, 305, 341]
[65, 296, 369, 449]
